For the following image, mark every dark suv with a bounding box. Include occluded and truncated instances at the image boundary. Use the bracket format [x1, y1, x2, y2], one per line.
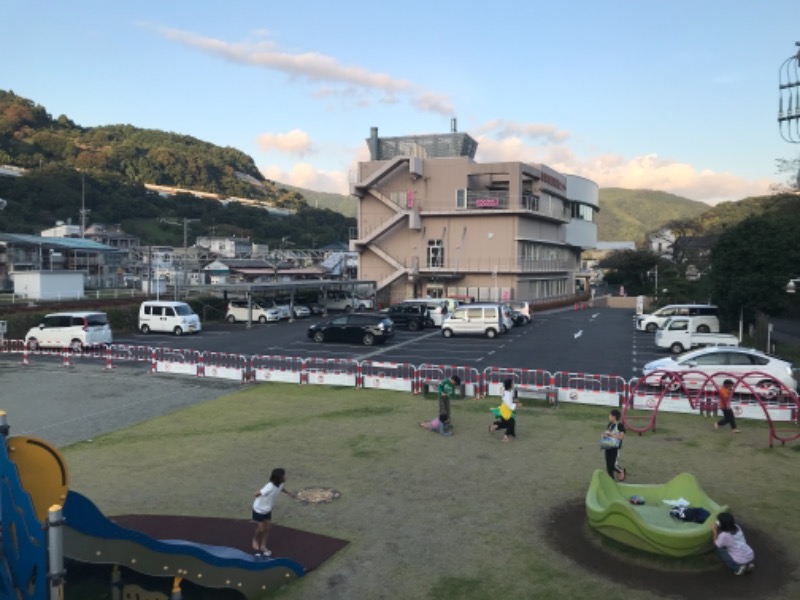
[307, 313, 394, 346]
[383, 303, 431, 331]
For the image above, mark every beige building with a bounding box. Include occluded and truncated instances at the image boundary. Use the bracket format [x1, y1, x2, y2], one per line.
[350, 126, 598, 304]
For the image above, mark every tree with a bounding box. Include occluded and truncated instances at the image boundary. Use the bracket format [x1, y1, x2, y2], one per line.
[599, 249, 660, 295]
[709, 213, 800, 322]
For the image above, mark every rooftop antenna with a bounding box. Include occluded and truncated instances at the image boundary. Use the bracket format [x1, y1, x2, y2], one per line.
[451, 118, 457, 133]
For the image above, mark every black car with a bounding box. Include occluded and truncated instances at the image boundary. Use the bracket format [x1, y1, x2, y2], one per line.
[382, 303, 431, 331]
[307, 313, 395, 346]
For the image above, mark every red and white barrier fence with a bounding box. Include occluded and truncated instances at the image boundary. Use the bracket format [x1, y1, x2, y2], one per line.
[202, 351, 249, 383]
[359, 360, 416, 392]
[301, 357, 358, 387]
[2, 339, 797, 446]
[251, 355, 304, 384]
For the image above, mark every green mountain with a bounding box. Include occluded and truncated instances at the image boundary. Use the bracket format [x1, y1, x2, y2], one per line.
[0, 89, 355, 247]
[596, 188, 709, 243]
[281, 184, 357, 218]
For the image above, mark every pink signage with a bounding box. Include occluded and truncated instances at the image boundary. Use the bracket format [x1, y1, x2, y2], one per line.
[475, 198, 500, 208]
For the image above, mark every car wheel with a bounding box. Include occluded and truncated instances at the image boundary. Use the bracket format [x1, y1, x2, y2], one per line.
[140, 325, 150, 334]
[173, 326, 184, 336]
[345, 305, 353, 312]
[755, 379, 780, 399]
[259, 316, 267, 324]
[442, 328, 453, 338]
[27, 338, 39, 350]
[697, 325, 710, 333]
[313, 331, 325, 343]
[69, 339, 83, 353]
[227, 315, 236, 323]
[486, 328, 497, 339]
[362, 333, 375, 346]
[646, 323, 658, 333]
[670, 342, 684, 354]
[408, 320, 420, 332]
[661, 374, 682, 392]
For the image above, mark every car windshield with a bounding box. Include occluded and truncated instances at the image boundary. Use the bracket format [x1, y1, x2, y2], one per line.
[175, 305, 195, 316]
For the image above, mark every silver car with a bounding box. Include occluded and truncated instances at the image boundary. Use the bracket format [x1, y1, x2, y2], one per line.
[642, 346, 797, 398]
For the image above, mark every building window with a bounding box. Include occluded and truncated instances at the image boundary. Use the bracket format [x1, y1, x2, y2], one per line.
[455, 189, 466, 209]
[427, 240, 444, 268]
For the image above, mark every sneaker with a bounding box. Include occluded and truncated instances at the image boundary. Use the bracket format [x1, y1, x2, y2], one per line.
[732, 429, 741, 434]
[262, 549, 272, 557]
[735, 565, 747, 575]
[746, 562, 755, 572]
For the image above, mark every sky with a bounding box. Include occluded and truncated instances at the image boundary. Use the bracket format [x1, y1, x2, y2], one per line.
[2, 0, 800, 206]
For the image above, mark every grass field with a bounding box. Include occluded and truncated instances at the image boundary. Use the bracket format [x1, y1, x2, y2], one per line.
[62, 383, 800, 599]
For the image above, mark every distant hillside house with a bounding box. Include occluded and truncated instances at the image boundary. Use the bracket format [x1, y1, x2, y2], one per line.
[647, 228, 676, 259]
[196, 236, 252, 258]
[673, 235, 718, 280]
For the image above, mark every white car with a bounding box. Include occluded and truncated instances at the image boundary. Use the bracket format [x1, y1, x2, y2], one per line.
[25, 311, 113, 351]
[226, 301, 281, 324]
[292, 305, 311, 318]
[642, 346, 797, 397]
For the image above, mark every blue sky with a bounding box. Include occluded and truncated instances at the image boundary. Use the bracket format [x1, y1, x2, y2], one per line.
[2, 0, 799, 205]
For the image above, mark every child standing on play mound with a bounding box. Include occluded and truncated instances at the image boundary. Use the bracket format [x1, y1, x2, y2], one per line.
[252, 468, 296, 557]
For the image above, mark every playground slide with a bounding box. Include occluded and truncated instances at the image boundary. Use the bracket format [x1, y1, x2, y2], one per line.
[62, 490, 305, 599]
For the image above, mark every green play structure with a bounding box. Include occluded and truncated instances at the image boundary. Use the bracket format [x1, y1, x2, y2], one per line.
[585, 470, 728, 557]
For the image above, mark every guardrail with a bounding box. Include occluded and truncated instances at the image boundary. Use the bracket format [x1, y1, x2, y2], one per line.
[2, 340, 798, 446]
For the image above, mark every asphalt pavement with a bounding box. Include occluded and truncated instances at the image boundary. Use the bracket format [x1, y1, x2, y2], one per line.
[2, 304, 676, 448]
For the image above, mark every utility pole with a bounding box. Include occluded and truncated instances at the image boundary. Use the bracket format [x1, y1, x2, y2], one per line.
[79, 172, 90, 238]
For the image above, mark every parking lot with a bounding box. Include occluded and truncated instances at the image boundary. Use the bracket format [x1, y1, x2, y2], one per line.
[106, 305, 646, 377]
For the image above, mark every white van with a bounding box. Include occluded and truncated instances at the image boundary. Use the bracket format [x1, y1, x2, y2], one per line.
[441, 303, 504, 338]
[139, 301, 202, 336]
[402, 298, 449, 326]
[25, 311, 113, 352]
[635, 304, 720, 333]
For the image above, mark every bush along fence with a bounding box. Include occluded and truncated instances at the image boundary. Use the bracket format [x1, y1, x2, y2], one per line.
[1, 340, 798, 447]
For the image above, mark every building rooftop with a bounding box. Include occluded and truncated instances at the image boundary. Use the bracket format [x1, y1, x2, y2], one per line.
[0, 233, 119, 252]
[367, 126, 478, 160]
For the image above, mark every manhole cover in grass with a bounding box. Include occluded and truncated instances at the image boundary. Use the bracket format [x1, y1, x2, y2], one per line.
[294, 487, 341, 504]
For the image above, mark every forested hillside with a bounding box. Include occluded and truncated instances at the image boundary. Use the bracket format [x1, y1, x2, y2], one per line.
[596, 188, 709, 242]
[0, 89, 354, 247]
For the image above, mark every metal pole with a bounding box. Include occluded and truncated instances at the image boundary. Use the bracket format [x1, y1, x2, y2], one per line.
[48, 504, 66, 600]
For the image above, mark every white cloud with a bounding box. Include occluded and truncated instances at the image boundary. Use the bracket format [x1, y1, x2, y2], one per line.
[257, 129, 314, 155]
[261, 163, 350, 195]
[473, 129, 775, 205]
[152, 26, 452, 115]
[476, 119, 571, 144]
[259, 119, 776, 204]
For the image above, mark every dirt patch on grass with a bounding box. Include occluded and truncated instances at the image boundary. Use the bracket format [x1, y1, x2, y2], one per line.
[545, 500, 794, 600]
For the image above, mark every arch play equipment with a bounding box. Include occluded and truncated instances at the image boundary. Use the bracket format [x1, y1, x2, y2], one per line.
[0, 412, 347, 599]
[625, 370, 800, 447]
[585, 470, 728, 557]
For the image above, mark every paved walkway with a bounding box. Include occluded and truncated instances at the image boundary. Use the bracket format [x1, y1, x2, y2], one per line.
[0, 358, 241, 447]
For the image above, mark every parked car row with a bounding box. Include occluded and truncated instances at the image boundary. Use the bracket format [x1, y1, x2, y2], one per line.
[24, 300, 204, 350]
[636, 303, 797, 396]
